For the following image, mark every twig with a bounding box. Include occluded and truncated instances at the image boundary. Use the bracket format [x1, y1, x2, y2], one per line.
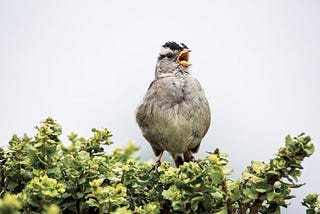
[249, 199, 263, 214]
[222, 179, 233, 214]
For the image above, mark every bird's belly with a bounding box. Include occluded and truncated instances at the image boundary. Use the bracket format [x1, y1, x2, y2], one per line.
[151, 108, 199, 154]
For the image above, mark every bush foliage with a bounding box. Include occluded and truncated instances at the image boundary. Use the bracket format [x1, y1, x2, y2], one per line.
[0, 118, 317, 213]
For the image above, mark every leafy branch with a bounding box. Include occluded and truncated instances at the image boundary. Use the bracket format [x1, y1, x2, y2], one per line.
[0, 118, 316, 214]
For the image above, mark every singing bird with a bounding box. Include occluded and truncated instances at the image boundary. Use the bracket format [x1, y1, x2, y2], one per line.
[136, 41, 211, 167]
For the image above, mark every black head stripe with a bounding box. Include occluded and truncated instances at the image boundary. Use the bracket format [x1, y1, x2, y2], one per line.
[162, 41, 189, 51]
[180, 43, 188, 49]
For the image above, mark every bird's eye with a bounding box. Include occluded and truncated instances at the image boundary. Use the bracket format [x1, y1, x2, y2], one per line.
[166, 53, 174, 59]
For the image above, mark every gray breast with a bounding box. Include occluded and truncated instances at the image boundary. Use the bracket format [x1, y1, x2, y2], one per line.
[136, 75, 211, 155]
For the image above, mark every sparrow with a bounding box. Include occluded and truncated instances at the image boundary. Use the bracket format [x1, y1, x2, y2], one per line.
[136, 41, 211, 167]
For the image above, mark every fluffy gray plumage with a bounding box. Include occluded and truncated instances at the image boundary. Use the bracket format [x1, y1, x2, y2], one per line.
[136, 41, 211, 167]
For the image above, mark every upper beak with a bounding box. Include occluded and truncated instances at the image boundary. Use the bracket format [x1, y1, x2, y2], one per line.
[177, 50, 192, 67]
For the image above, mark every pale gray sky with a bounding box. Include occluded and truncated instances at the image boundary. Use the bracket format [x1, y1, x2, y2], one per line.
[1, 1, 319, 213]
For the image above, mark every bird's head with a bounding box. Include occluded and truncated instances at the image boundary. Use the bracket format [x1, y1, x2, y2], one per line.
[155, 41, 192, 78]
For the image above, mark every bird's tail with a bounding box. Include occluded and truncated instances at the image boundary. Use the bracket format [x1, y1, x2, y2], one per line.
[173, 151, 193, 167]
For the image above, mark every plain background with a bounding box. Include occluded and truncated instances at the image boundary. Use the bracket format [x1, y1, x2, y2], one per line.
[1, 1, 319, 213]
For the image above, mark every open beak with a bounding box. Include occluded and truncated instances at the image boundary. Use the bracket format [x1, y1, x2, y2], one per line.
[177, 50, 192, 67]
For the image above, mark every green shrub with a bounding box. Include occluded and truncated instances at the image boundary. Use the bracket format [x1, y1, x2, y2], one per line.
[0, 118, 316, 213]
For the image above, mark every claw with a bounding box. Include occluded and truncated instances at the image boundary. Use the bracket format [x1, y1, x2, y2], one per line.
[155, 159, 161, 169]
[196, 160, 204, 169]
[148, 159, 161, 173]
[148, 151, 164, 173]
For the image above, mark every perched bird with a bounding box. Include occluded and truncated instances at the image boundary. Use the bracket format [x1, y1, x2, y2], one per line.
[136, 41, 211, 167]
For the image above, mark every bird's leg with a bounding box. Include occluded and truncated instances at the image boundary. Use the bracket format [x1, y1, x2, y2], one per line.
[187, 149, 196, 163]
[155, 150, 164, 169]
[149, 151, 164, 172]
[187, 149, 203, 169]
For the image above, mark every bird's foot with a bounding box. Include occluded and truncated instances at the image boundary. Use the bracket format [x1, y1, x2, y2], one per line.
[149, 151, 164, 172]
[192, 157, 204, 169]
[154, 159, 161, 171]
[196, 159, 204, 169]
[187, 149, 203, 169]
[190, 156, 196, 163]
[187, 149, 197, 163]
[149, 160, 161, 173]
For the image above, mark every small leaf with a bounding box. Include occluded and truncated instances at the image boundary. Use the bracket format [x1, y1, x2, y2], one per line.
[251, 161, 268, 173]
